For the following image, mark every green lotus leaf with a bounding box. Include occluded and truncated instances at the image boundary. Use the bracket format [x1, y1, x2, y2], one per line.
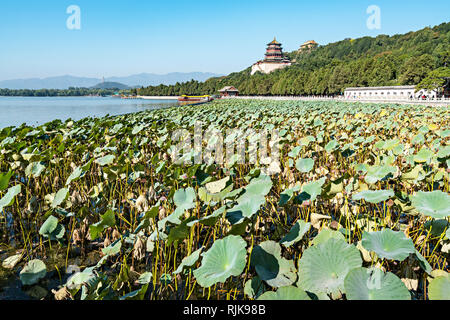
[258, 286, 311, 300]
[226, 196, 265, 225]
[20, 259, 47, 286]
[280, 220, 311, 248]
[95, 154, 115, 166]
[66, 268, 97, 290]
[131, 124, 144, 135]
[297, 238, 362, 296]
[424, 219, 449, 237]
[288, 146, 302, 158]
[278, 185, 301, 206]
[295, 158, 314, 173]
[174, 187, 196, 211]
[382, 138, 400, 151]
[0, 171, 14, 191]
[428, 275, 450, 300]
[89, 209, 116, 239]
[39, 215, 59, 237]
[413, 148, 434, 163]
[352, 190, 394, 204]
[174, 247, 203, 274]
[414, 250, 432, 275]
[411, 133, 425, 145]
[51, 188, 69, 209]
[436, 145, 450, 159]
[137, 272, 153, 285]
[251, 241, 297, 288]
[364, 165, 396, 184]
[188, 206, 226, 227]
[102, 240, 122, 256]
[361, 229, 415, 261]
[120, 284, 149, 300]
[325, 140, 339, 153]
[205, 176, 230, 194]
[401, 165, 424, 181]
[239, 175, 273, 202]
[312, 228, 346, 246]
[193, 235, 247, 288]
[344, 267, 411, 300]
[298, 177, 326, 202]
[411, 191, 450, 219]
[0, 185, 21, 212]
[244, 276, 265, 299]
[66, 166, 83, 186]
[25, 162, 46, 178]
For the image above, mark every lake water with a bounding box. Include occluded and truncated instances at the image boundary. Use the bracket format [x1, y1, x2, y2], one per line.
[0, 96, 178, 129]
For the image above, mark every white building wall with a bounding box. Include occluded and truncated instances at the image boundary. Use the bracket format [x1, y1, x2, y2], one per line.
[344, 86, 437, 101]
[251, 62, 291, 75]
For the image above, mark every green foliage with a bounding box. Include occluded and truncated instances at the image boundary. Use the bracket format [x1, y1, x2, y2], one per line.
[137, 23, 450, 96]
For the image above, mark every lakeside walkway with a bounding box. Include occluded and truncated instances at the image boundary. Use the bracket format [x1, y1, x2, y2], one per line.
[137, 96, 179, 100]
[226, 96, 450, 107]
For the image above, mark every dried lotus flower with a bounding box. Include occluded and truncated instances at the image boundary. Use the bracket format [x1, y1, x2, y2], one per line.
[104, 235, 111, 248]
[112, 229, 121, 241]
[148, 186, 156, 201]
[135, 194, 149, 213]
[133, 237, 146, 261]
[72, 229, 81, 244]
[159, 207, 166, 220]
[52, 287, 72, 300]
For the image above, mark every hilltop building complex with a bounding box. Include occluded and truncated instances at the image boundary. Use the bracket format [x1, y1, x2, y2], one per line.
[251, 38, 292, 75]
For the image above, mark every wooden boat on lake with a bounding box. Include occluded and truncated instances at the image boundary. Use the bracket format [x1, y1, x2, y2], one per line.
[178, 95, 213, 106]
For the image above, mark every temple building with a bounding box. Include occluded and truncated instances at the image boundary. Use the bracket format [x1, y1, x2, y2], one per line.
[298, 40, 318, 53]
[251, 38, 292, 75]
[219, 86, 239, 97]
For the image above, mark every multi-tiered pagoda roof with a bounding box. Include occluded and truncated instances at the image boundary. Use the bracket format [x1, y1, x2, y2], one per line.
[264, 37, 289, 63]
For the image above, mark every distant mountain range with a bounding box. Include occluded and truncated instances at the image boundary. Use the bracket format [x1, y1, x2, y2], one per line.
[0, 72, 222, 90]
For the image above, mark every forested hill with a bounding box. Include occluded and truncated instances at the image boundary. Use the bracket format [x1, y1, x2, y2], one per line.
[137, 22, 450, 96]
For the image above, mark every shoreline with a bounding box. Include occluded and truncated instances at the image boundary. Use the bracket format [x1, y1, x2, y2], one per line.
[226, 96, 450, 107]
[137, 95, 180, 100]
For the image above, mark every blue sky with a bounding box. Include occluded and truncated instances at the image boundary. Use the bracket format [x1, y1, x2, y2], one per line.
[0, 0, 449, 80]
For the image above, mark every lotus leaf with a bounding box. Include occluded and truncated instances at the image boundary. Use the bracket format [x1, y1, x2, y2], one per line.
[0, 185, 21, 212]
[311, 228, 346, 246]
[344, 267, 411, 300]
[361, 229, 415, 261]
[20, 259, 47, 286]
[51, 188, 69, 208]
[428, 275, 450, 300]
[193, 235, 247, 288]
[251, 241, 297, 288]
[280, 220, 311, 248]
[352, 190, 394, 204]
[174, 247, 203, 274]
[411, 191, 450, 219]
[258, 286, 310, 300]
[297, 238, 362, 295]
[295, 158, 314, 173]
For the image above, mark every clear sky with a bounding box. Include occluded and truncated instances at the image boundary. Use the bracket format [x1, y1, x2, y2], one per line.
[0, 0, 449, 80]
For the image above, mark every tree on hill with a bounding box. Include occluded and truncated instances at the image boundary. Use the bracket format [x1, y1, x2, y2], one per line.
[137, 22, 450, 97]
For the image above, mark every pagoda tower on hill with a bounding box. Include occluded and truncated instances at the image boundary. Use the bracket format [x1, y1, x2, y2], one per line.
[251, 37, 292, 75]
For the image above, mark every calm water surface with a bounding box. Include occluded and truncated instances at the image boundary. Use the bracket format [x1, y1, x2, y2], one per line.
[0, 96, 178, 128]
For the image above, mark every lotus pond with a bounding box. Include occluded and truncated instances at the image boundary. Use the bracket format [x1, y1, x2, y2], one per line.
[0, 99, 449, 300]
